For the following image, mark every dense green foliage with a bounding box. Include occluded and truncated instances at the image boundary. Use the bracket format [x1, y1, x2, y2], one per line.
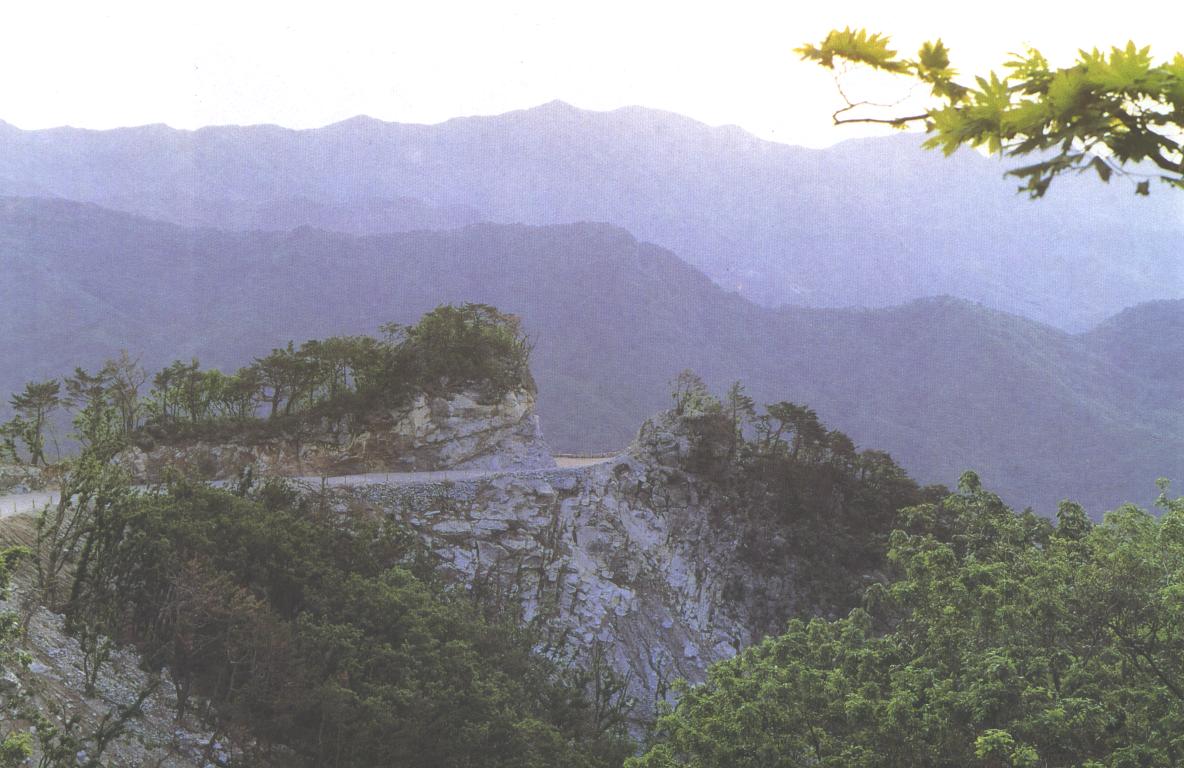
[57, 475, 629, 767]
[798, 30, 1184, 197]
[1, 380, 63, 466]
[632, 475, 1184, 767]
[140, 303, 533, 442]
[670, 375, 941, 616]
[0, 545, 32, 766]
[0, 304, 534, 456]
[382, 303, 535, 400]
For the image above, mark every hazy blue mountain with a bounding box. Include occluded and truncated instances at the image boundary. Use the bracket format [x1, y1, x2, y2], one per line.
[1082, 300, 1184, 419]
[0, 105, 1180, 329]
[0, 197, 1179, 513]
[186, 196, 483, 233]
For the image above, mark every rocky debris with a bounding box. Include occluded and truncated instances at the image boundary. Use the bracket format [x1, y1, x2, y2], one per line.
[0, 462, 44, 494]
[0, 582, 242, 768]
[331, 410, 801, 720]
[118, 387, 555, 483]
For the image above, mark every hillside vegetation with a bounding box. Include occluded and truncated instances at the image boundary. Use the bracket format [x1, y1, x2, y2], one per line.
[1, 345, 936, 766]
[63, 480, 634, 767]
[131, 303, 534, 444]
[2, 304, 534, 471]
[5, 357, 1182, 767]
[632, 477, 1184, 768]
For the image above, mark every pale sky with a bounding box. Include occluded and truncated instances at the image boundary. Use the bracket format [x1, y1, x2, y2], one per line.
[1, 1, 1180, 147]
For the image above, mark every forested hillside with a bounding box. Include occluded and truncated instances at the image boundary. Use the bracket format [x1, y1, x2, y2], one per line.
[1, 197, 1179, 513]
[0, 104, 1179, 329]
[630, 478, 1184, 767]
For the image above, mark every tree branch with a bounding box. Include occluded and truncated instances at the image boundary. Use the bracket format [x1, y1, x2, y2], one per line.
[832, 113, 930, 127]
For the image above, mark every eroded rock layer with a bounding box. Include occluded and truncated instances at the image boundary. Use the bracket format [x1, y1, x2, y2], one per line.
[327, 413, 799, 718]
[118, 388, 554, 482]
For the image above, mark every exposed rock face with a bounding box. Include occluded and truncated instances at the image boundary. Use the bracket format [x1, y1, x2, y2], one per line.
[0, 463, 43, 494]
[118, 388, 554, 482]
[328, 411, 799, 720]
[113, 397, 797, 724]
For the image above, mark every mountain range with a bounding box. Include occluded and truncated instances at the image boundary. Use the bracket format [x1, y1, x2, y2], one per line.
[0, 102, 1181, 330]
[0, 196, 1179, 514]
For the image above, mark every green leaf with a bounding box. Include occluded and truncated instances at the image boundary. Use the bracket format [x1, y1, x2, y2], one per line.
[1091, 156, 1113, 182]
[918, 39, 951, 72]
[796, 27, 908, 73]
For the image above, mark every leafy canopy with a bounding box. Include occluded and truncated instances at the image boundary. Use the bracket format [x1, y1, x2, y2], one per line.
[0, 303, 536, 453]
[631, 477, 1184, 767]
[798, 29, 1184, 197]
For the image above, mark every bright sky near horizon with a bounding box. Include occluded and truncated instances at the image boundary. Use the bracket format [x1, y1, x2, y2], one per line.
[1, 1, 1180, 148]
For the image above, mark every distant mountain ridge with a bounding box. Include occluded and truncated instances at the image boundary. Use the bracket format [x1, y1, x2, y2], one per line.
[0, 197, 1179, 514]
[0, 102, 1180, 329]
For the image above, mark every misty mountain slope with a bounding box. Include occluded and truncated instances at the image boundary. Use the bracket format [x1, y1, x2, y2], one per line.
[189, 196, 484, 233]
[0, 105, 1181, 329]
[0, 197, 1179, 513]
[1083, 299, 1184, 426]
[767, 298, 1179, 510]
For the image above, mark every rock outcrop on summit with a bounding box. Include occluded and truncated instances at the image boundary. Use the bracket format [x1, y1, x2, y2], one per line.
[117, 388, 554, 483]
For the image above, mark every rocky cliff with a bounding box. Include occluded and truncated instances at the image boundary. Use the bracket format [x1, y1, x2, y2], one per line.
[0, 463, 43, 494]
[118, 388, 554, 482]
[325, 411, 800, 720]
[113, 392, 802, 723]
